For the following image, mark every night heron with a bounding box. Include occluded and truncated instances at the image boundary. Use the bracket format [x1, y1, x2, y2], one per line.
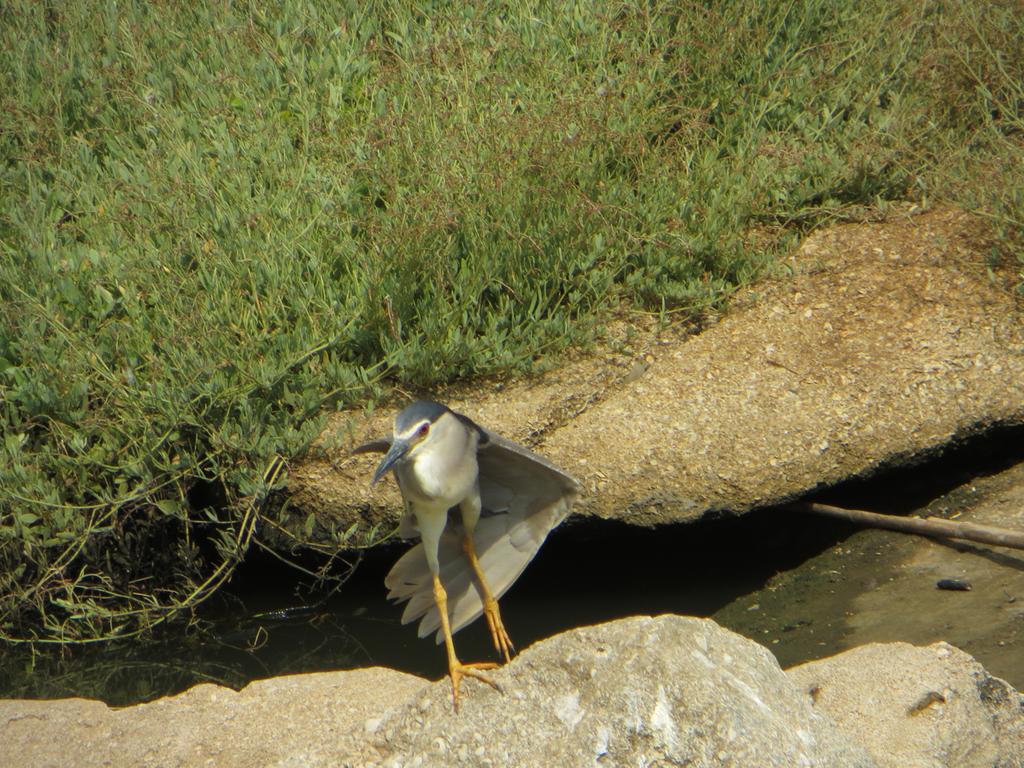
[355, 400, 580, 709]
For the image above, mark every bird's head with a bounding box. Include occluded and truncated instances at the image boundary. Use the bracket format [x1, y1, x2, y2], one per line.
[371, 400, 451, 485]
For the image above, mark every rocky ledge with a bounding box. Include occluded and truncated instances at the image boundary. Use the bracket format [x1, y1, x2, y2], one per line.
[293, 207, 1024, 533]
[3, 616, 1021, 767]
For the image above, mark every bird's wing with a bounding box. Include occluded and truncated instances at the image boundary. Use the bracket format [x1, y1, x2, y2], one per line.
[385, 426, 580, 643]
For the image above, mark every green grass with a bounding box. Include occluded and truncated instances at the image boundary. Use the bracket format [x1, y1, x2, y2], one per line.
[1, 0, 1021, 643]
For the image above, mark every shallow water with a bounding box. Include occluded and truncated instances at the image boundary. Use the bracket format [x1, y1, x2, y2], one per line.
[718, 461, 1024, 686]
[2, 427, 1022, 705]
[0, 508, 858, 705]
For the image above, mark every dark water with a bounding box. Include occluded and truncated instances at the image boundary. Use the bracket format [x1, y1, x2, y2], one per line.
[3, 425, 1022, 706]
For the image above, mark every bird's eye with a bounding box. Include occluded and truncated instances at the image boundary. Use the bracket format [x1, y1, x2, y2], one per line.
[418, 423, 430, 437]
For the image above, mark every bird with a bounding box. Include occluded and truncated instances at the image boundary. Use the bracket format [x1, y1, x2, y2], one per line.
[354, 400, 580, 709]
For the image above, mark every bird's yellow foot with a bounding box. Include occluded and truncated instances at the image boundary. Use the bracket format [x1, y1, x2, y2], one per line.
[461, 535, 517, 664]
[448, 660, 501, 712]
[482, 598, 515, 664]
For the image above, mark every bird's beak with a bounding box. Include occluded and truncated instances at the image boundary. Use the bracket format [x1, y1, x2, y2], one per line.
[371, 439, 409, 486]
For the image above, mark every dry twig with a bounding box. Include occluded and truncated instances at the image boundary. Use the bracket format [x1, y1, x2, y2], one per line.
[791, 501, 1024, 551]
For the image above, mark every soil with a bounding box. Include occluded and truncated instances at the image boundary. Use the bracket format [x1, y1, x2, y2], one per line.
[291, 205, 1024, 534]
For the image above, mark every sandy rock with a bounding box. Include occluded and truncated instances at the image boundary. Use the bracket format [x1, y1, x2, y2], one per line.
[371, 616, 878, 768]
[787, 641, 1024, 768]
[293, 207, 1024, 532]
[6, 617, 1024, 768]
[0, 667, 428, 768]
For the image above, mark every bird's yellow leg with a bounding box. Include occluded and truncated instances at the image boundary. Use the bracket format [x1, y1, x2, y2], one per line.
[462, 535, 515, 663]
[432, 575, 500, 711]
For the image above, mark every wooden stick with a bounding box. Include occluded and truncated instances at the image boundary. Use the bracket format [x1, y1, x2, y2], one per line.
[791, 501, 1024, 551]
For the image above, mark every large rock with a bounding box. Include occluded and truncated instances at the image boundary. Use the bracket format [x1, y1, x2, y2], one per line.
[371, 616, 877, 767]
[1, 617, 879, 768]
[0, 667, 428, 768]
[4, 617, 1023, 767]
[293, 207, 1024, 532]
[787, 641, 1024, 768]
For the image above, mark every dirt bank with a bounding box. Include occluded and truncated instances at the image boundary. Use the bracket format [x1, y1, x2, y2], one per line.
[292, 206, 1024, 533]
